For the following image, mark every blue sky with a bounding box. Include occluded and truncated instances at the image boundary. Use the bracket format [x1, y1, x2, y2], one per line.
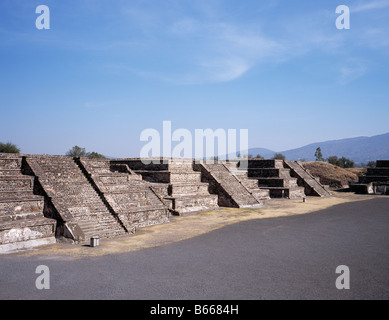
[0, 0, 388, 157]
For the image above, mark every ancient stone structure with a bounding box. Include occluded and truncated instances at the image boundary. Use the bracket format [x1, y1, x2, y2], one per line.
[0, 154, 56, 253]
[26, 155, 127, 242]
[223, 161, 271, 202]
[227, 159, 306, 199]
[350, 160, 389, 195]
[111, 159, 219, 215]
[78, 158, 170, 231]
[284, 161, 332, 197]
[1, 154, 331, 251]
[194, 161, 264, 208]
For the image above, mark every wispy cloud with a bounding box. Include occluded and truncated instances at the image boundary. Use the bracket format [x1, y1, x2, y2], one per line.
[353, 0, 389, 12]
[138, 17, 283, 84]
[338, 60, 368, 85]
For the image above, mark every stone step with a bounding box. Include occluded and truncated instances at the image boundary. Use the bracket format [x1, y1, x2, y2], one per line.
[0, 158, 22, 170]
[359, 176, 389, 183]
[168, 162, 194, 171]
[99, 183, 150, 193]
[136, 171, 201, 184]
[0, 195, 45, 221]
[98, 175, 132, 184]
[172, 194, 219, 214]
[250, 189, 271, 200]
[257, 178, 298, 188]
[0, 169, 22, 176]
[168, 183, 210, 196]
[367, 168, 389, 176]
[262, 187, 305, 199]
[82, 159, 110, 168]
[87, 167, 112, 174]
[0, 217, 56, 248]
[118, 208, 169, 229]
[245, 159, 284, 169]
[105, 194, 161, 210]
[0, 176, 34, 191]
[247, 168, 291, 178]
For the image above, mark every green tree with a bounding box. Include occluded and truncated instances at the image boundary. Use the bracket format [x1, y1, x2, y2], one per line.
[87, 152, 106, 159]
[327, 156, 338, 166]
[0, 142, 20, 154]
[367, 161, 376, 168]
[337, 156, 355, 168]
[66, 145, 88, 157]
[315, 147, 324, 161]
[66, 146, 106, 159]
[327, 155, 355, 168]
[272, 153, 286, 160]
[255, 154, 264, 159]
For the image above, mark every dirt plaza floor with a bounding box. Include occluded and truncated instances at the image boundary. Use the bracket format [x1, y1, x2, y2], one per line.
[1, 193, 388, 300]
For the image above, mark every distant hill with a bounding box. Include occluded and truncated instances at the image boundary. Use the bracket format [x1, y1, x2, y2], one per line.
[249, 132, 389, 164]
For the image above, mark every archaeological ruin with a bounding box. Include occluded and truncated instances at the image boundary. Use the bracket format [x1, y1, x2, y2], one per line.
[1, 154, 335, 253]
[350, 160, 389, 195]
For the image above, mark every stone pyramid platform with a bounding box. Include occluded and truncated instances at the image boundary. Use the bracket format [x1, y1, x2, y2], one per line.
[78, 158, 170, 232]
[194, 161, 263, 208]
[111, 159, 219, 215]
[25, 155, 127, 242]
[226, 160, 305, 200]
[0, 154, 56, 253]
[350, 160, 389, 195]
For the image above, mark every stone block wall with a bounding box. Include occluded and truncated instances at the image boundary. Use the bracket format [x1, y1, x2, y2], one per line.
[0, 154, 56, 253]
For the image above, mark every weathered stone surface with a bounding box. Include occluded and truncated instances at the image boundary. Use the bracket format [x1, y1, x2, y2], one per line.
[284, 161, 332, 197]
[194, 161, 263, 208]
[79, 158, 169, 231]
[26, 155, 126, 242]
[228, 160, 306, 200]
[0, 154, 56, 253]
[112, 159, 219, 215]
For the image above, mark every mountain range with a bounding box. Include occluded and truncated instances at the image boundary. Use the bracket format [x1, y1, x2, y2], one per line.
[248, 132, 389, 164]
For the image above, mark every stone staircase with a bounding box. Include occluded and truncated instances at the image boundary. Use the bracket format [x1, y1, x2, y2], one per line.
[78, 158, 170, 231]
[284, 161, 332, 197]
[223, 161, 271, 202]
[194, 161, 263, 208]
[26, 156, 127, 242]
[0, 154, 56, 253]
[111, 159, 219, 215]
[229, 160, 305, 200]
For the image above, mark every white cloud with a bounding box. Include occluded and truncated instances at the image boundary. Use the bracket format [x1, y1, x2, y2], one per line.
[353, 0, 389, 12]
